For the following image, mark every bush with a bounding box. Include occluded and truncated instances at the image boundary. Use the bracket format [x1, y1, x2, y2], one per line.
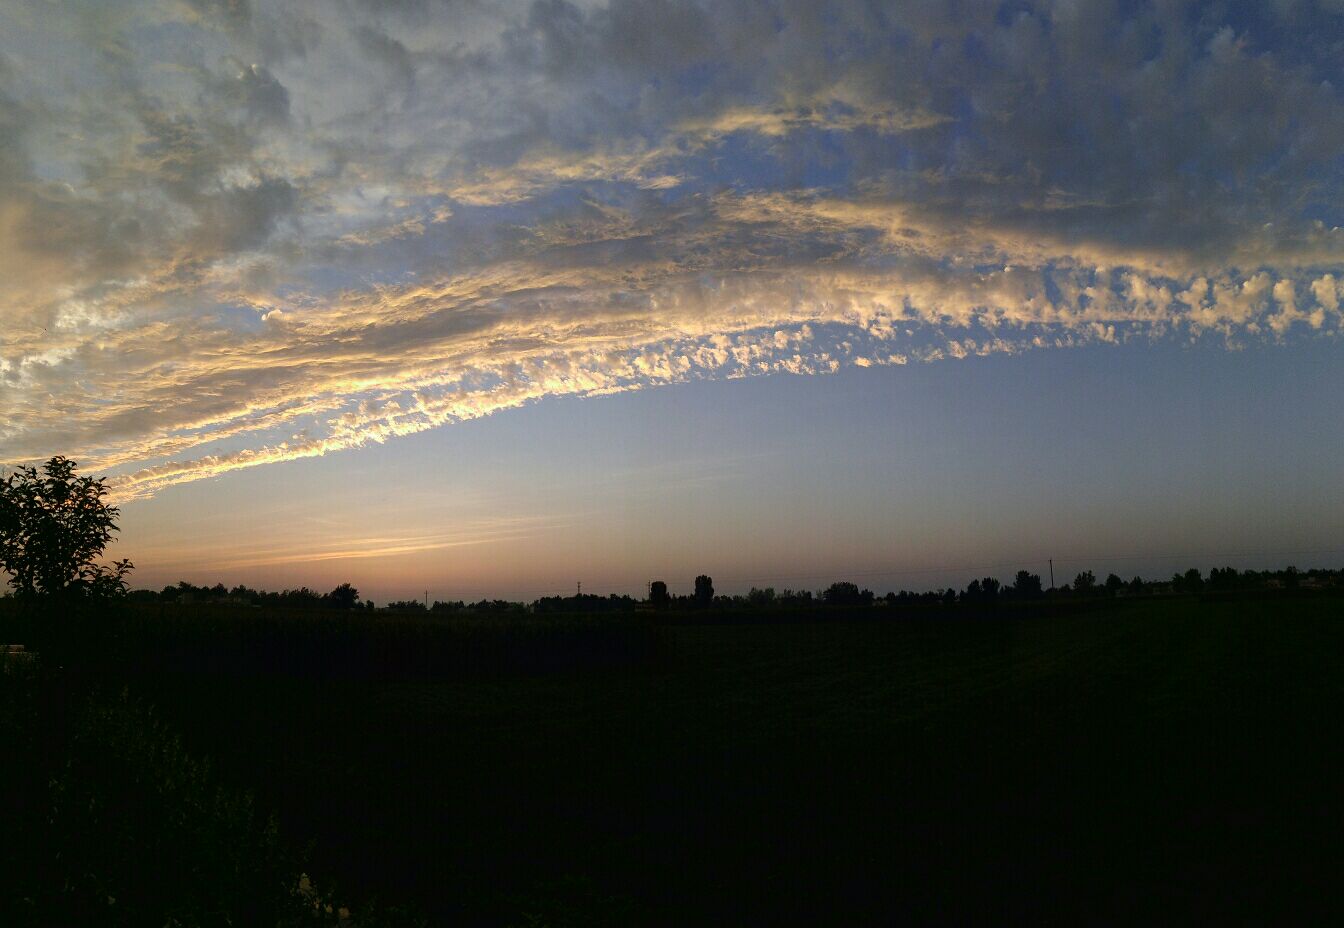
[0, 656, 424, 927]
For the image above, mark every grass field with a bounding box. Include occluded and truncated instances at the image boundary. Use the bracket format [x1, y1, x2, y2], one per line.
[6, 594, 1344, 924]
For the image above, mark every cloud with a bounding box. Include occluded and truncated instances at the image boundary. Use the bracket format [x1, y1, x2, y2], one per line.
[678, 101, 949, 139]
[447, 144, 688, 205]
[1, 0, 1342, 500]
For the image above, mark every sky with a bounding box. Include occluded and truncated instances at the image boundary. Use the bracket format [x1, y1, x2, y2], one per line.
[2, 0, 1343, 602]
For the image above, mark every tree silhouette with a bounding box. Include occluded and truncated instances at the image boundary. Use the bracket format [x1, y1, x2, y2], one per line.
[1172, 567, 1204, 593]
[694, 575, 714, 607]
[747, 587, 775, 606]
[1283, 565, 1299, 590]
[823, 581, 873, 606]
[1072, 570, 1096, 595]
[1104, 573, 1124, 597]
[0, 456, 132, 599]
[1012, 571, 1043, 599]
[1208, 567, 1239, 591]
[326, 583, 360, 610]
[649, 580, 670, 608]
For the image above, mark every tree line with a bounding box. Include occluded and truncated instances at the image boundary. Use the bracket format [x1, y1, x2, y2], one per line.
[104, 564, 1344, 615]
[4, 457, 1342, 611]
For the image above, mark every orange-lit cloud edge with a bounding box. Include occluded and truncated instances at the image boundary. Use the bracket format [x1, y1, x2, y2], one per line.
[2, 2, 1342, 504]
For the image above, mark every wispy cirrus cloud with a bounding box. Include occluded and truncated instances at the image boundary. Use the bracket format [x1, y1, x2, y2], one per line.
[2, 0, 1342, 500]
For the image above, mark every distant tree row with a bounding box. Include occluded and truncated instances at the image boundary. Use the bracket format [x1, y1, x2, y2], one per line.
[101, 564, 1344, 616]
[943, 565, 1333, 603]
[427, 598, 524, 614]
[9, 459, 1339, 612]
[534, 593, 639, 614]
[130, 581, 371, 611]
[642, 565, 1342, 609]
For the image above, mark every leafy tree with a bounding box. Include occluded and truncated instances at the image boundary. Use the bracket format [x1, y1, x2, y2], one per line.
[823, 581, 873, 606]
[1012, 570, 1043, 599]
[279, 587, 322, 609]
[0, 456, 132, 599]
[1072, 570, 1097, 595]
[747, 586, 775, 606]
[326, 583, 360, 610]
[824, 581, 858, 605]
[961, 577, 1001, 604]
[1104, 573, 1124, 596]
[1169, 568, 1202, 593]
[465, 598, 524, 613]
[533, 592, 637, 614]
[648, 580, 670, 608]
[693, 575, 714, 607]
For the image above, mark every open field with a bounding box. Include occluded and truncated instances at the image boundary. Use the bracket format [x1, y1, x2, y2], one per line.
[6, 594, 1344, 924]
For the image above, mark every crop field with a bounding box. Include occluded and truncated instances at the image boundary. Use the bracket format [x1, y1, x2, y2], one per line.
[6, 594, 1344, 924]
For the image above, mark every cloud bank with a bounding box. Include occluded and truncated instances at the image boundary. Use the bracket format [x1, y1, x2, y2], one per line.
[1, 0, 1342, 499]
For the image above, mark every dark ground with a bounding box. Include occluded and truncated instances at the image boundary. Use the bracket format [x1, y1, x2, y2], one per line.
[104, 594, 1344, 925]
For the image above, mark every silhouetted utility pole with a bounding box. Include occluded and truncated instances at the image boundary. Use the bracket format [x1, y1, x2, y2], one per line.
[424, 590, 428, 609]
[577, 581, 582, 596]
[1049, 559, 1055, 590]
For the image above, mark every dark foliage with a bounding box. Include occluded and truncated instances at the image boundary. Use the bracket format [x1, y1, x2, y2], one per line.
[1171, 567, 1204, 593]
[22, 593, 1339, 925]
[885, 588, 954, 606]
[693, 574, 714, 607]
[777, 588, 815, 606]
[648, 580, 670, 608]
[1072, 570, 1097, 595]
[326, 583, 360, 610]
[746, 586, 775, 606]
[960, 577, 1002, 604]
[122, 566, 1344, 618]
[0, 457, 132, 600]
[534, 593, 638, 614]
[1012, 571, 1044, 599]
[0, 654, 420, 926]
[3, 600, 660, 683]
[823, 581, 874, 606]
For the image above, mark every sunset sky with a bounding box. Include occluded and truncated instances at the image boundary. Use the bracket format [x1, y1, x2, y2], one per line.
[3, 1, 1343, 601]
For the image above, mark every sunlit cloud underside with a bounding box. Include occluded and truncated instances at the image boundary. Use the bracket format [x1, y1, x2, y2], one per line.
[1, 1, 1342, 500]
